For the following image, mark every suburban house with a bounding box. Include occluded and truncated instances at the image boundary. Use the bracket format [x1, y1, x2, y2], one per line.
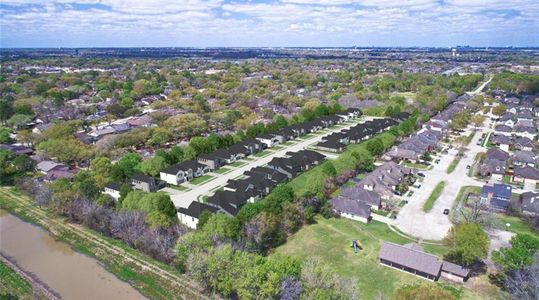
[317, 140, 345, 152]
[36, 160, 68, 174]
[206, 189, 258, 216]
[494, 124, 512, 136]
[256, 134, 279, 148]
[520, 192, 539, 216]
[331, 196, 372, 223]
[379, 242, 469, 282]
[486, 149, 509, 162]
[267, 157, 302, 178]
[340, 187, 382, 210]
[478, 159, 506, 181]
[103, 182, 122, 200]
[160, 160, 209, 185]
[513, 166, 539, 188]
[514, 126, 537, 140]
[514, 137, 535, 151]
[212, 149, 238, 164]
[131, 173, 157, 192]
[512, 151, 537, 168]
[177, 201, 219, 229]
[489, 135, 512, 152]
[358, 162, 413, 199]
[248, 166, 288, 184]
[198, 153, 224, 170]
[481, 183, 512, 211]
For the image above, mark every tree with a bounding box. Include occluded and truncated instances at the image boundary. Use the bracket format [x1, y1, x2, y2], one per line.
[492, 104, 507, 116]
[90, 156, 113, 179]
[121, 191, 176, 227]
[502, 256, 539, 300]
[275, 115, 288, 128]
[471, 114, 485, 128]
[444, 223, 489, 266]
[493, 233, 539, 271]
[139, 156, 169, 177]
[189, 136, 215, 155]
[366, 138, 385, 156]
[37, 138, 92, 164]
[392, 285, 456, 300]
[117, 153, 142, 179]
[449, 111, 471, 131]
[0, 127, 12, 143]
[321, 161, 337, 178]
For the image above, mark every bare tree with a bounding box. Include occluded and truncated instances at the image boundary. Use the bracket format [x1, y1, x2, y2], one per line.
[504, 256, 539, 300]
[279, 277, 302, 300]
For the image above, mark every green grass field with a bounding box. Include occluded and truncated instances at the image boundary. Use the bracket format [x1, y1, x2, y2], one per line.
[167, 184, 189, 191]
[401, 161, 430, 170]
[422, 181, 446, 212]
[229, 161, 247, 167]
[253, 150, 272, 157]
[273, 217, 479, 299]
[213, 167, 231, 174]
[0, 260, 34, 300]
[190, 174, 214, 185]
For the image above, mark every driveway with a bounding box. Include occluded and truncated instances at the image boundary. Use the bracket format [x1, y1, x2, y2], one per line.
[394, 124, 489, 241]
[168, 117, 375, 208]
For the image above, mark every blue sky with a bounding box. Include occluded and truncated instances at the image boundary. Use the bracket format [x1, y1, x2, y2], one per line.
[1, 0, 538, 47]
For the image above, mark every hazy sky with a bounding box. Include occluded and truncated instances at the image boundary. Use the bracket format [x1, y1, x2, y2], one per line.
[1, 0, 538, 47]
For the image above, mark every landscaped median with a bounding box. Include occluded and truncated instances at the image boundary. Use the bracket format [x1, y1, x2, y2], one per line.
[422, 181, 446, 212]
[447, 131, 476, 174]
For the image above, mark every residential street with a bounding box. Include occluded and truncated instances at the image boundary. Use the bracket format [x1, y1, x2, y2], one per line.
[168, 117, 374, 208]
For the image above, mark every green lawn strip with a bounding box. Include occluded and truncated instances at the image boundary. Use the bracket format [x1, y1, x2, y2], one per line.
[422, 181, 446, 212]
[446, 156, 461, 174]
[0, 188, 204, 300]
[0, 260, 34, 299]
[190, 175, 214, 185]
[274, 218, 453, 299]
[481, 132, 491, 147]
[401, 161, 430, 170]
[502, 175, 512, 184]
[167, 184, 189, 191]
[213, 167, 231, 174]
[254, 150, 272, 157]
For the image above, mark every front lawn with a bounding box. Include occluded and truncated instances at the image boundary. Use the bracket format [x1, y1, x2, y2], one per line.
[502, 175, 512, 184]
[167, 184, 189, 191]
[274, 218, 461, 299]
[253, 150, 272, 157]
[422, 181, 446, 212]
[190, 174, 214, 185]
[229, 161, 247, 167]
[492, 214, 539, 237]
[401, 161, 430, 170]
[213, 167, 231, 174]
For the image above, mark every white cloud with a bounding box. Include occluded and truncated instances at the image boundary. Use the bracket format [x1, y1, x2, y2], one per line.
[0, 0, 537, 47]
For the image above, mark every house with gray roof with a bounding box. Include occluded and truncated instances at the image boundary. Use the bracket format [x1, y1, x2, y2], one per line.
[513, 166, 539, 188]
[379, 242, 469, 282]
[331, 196, 372, 223]
[478, 159, 506, 181]
[512, 151, 537, 168]
[521, 192, 539, 216]
[486, 149, 509, 162]
[514, 137, 535, 152]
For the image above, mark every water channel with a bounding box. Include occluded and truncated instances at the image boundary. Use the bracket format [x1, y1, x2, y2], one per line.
[0, 209, 146, 300]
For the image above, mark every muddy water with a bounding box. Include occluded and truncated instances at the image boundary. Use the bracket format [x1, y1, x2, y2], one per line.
[0, 210, 146, 300]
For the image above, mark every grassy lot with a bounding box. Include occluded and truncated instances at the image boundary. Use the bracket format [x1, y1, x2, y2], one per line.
[0, 187, 206, 300]
[190, 175, 214, 185]
[502, 175, 512, 184]
[0, 260, 34, 300]
[253, 150, 272, 157]
[446, 155, 461, 174]
[274, 217, 479, 299]
[401, 161, 430, 170]
[287, 132, 395, 196]
[422, 181, 446, 212]
[213, 167, 231, 174]
[167, 184, 189, 191]
[492, 214, 539, 237]
[229, 161, 247, 167]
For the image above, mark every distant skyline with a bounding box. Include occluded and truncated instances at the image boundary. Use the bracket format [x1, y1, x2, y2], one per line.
[1, 0, 538, 48]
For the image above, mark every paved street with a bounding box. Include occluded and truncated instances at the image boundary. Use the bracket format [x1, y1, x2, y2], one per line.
[394, 127, 485, 240]
[168, 117, 374, 208]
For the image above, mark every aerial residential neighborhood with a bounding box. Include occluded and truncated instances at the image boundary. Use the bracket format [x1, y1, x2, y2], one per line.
[1, 1, 538, 300]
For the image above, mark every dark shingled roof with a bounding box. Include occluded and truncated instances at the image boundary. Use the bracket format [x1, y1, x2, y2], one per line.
[379, 242, 442, 278]
[442, 261, 470, 278]
[177, 201, 219, 219]
[105, 182, 122, 191]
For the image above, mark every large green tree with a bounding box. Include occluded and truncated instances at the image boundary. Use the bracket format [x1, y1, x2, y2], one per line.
[492, 233, 539, 271]
[444, 223, 489, 266]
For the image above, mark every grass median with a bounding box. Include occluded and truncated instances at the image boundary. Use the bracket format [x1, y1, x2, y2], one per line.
[422, 181, 446, 212]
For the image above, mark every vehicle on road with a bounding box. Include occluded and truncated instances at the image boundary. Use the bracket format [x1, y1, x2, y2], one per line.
[443, 209, 450, 215]
[417, 173, 425, 177]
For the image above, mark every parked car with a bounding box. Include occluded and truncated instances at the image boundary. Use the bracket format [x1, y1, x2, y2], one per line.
[417, 173, 425, 177]
[443, 209, 450, 215]
[466, 165, 471, 169]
